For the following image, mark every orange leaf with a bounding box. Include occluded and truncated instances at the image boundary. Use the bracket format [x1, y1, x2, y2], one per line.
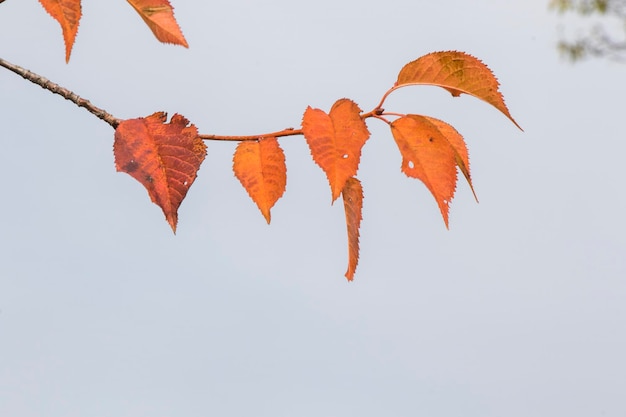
[114, 112, 206, 233]
[418, 115, 477, 202]
[38, 0, 82, 62]
[396, 51, 522, 130]
[233, 137, 287, 224]
[390, 115, 458, 228]
[342, 177, 363, 281]
[126, 0, 188, 47]
[301, 98, 370, 202]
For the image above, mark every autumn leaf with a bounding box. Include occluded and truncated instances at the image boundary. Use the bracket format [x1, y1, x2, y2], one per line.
[127, 0, 188, 47]
[233, 137, 287, 224]
[114, 112, 206, 233]
[302, 99, 370, 202]
[342, 177, 363, 281]
[396, 51, 522, 130]
[38, 0, 82, 62]
[390, 115, 459, 228]
[419, 115, 477, 202]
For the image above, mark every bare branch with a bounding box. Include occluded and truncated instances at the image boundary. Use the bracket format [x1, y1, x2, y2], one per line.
[0, 57, 121, 128]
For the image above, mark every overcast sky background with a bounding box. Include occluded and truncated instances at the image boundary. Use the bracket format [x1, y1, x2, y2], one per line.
[1, 1, 625, 416]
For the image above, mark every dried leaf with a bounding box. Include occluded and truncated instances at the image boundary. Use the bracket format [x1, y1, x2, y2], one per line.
[390, 115, 458, 228]
[302, 98, 370, 202]
[114, 112, 206, 233]
[126, 0, 188, 47]
[396, 51, 522, 130]
[233, 137, 287, 224]
[342, 177, 363, 281]
[38, 0, 82, 62]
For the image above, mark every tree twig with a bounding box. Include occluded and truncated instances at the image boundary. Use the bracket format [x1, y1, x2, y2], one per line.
[198, 128, 303, 141]
[1, 56, 381, 141]
[0, 57, 121, 128]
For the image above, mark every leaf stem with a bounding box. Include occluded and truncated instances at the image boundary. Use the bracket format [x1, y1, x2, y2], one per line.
[375, 85, 400, 110]
[0, 57, 121, 129]
[199, 128, 303, 141]
[198, 109, 387, 142]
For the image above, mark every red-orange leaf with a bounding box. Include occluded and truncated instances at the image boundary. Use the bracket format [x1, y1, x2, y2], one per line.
[126, 0, 188, 47]
[396, 51, 522, 130]
[301, 98, 370, 202]
[418, 115, 477, 202]
[38, 0, 81, 62]
[390, 115, 458, 228]
[114, 112, 206, 233]
[233, 137, 287, 224]
[342, 177, 363, 281]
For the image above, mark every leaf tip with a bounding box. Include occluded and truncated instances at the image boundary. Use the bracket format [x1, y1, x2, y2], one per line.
[39, 0, 82, 62]
[127, 0, 189, 48]
[168, 218, 178, 234]
[471, 187, 479, 204]
[441, 204, 450, 230]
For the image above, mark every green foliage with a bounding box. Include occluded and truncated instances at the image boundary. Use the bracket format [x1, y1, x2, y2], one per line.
[550, 0, 626, 61]
[550, 0, 610, 14]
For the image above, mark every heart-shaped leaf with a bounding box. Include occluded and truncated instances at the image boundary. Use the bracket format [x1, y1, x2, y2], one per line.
[114, 112, 206, 233]
[233, 137, 287, 224]
[302, 98, 370, 202]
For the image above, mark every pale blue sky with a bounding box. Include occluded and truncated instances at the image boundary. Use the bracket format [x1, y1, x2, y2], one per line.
[1, 1, 625, 416]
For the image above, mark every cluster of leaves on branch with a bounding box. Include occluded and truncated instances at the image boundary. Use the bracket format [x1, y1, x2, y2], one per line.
[551, 0, 626, 61]
[1, 0, 521, 280]
[37, 0, 188, 62]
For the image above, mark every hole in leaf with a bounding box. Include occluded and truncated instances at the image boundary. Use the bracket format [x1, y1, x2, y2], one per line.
[343, 154, 349, 159]
[408, 161, 415, 169]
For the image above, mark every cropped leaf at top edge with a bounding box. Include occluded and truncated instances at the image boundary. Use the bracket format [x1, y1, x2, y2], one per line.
[38, 0, 82, 62]
[342, 177, 363, 281]
[233, 137, 287, 224]
[301, 98, 370, 202]
[126, 0, 188, 47]
[390, 115, 459, 228]
[114, 112, 206, 233]
[396, 51, 522, 130]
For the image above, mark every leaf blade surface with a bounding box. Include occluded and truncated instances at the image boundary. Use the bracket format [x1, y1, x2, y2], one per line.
[302, 99, 370, 202]
[114, 112, 206, 232]
[126, 0, 188, 47]
[390, 115, 458, 228]
[233, 137, 287, 224]
[38, 0, 81, 62]
[397, 51, 521, 130]
[419, 116, 477, 201]
[342, 177, 363, 281]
